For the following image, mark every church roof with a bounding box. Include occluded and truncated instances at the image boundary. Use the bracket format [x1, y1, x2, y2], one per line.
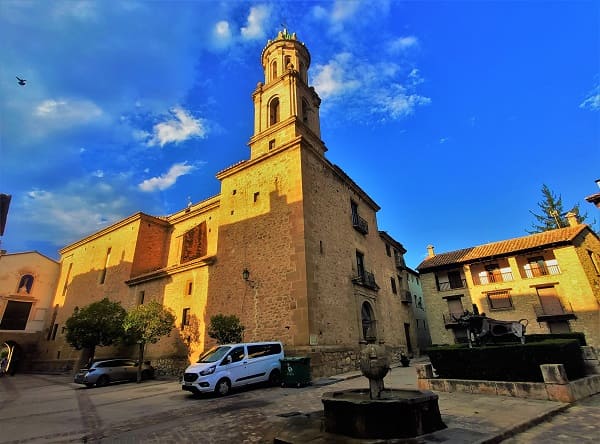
[417, 224, 591, 272]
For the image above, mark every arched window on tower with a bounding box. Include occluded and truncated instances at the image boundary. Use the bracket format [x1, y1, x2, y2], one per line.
[271, 60, 277, 81]
[17, 274, 34, 294]
[285, 55, 291, 70]
[269, 97, 280, 126]
[302, 98, 309, 124]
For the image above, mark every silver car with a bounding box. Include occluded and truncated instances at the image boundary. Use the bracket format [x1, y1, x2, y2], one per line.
[74, 359, 155, 387]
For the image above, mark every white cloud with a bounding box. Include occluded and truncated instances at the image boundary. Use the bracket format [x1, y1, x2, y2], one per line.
[331, 0, 361, 23]
[92, 170, 104, 178]
[313, 53, 360, 99]
[17, 184, 129, 247]
[241, 5, 270, 40]
[313, 52, 430, 122]
[138, 162, 196, 192]
[148, 107, 207, 147]
[389, 36, 419, 53]
[35, 98, 103, 121]
[215, 20, 232, 40]
[580, 84, 600, 111]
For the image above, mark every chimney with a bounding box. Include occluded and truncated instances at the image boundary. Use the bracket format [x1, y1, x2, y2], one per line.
[566, 211, 578, 227]
[427, 244, 435, 258]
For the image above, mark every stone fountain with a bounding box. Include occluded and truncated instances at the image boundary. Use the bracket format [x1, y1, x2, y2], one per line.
[321, 342, 446, 439]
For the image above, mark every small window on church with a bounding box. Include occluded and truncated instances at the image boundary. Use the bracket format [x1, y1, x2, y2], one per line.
[269, 97, 280, 126]
[285, 55, 291, 69]
[17, 274, 34, 294]
[269, 139, 275, 150]
[271, 60, 277, 80]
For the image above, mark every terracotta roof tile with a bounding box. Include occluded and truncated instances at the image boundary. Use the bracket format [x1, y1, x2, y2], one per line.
[417, 225, 590, 271]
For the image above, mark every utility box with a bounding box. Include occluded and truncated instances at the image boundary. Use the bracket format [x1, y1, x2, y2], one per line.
[280, 357, 311, 387]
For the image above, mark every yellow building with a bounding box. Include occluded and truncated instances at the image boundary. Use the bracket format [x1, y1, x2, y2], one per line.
[0, 251, 60, 372]
[417, 215, 600, 349]
[35, 31, 417, 377]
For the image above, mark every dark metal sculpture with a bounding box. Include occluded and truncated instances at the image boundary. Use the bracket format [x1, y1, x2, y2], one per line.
[453, 311, 528, 347]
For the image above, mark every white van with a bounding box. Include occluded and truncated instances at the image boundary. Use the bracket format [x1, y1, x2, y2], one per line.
[181, 341, 284, 396]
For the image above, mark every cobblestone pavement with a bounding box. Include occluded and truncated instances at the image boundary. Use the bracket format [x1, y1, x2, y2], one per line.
[500, 393, 600, 443]
[1, 367, 598, 443]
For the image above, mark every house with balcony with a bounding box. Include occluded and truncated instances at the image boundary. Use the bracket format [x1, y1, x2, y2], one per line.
[417, 215, 600, 349]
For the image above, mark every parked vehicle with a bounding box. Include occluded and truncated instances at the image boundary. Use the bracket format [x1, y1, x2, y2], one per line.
[74, 359, 155, 388]
[182, 341, 284, 396]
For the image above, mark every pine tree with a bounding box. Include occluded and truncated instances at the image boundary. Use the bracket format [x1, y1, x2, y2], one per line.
[528, 184, 587, 233]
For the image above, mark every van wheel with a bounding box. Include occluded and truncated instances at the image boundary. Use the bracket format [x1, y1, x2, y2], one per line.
[215, 378, 231, 396]
[268, 369, 281, 386]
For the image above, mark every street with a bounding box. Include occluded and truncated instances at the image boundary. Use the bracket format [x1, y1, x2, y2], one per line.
[1, 368, 599, 443]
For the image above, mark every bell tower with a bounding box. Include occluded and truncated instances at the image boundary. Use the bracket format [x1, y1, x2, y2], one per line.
[248, 29, 325, 160]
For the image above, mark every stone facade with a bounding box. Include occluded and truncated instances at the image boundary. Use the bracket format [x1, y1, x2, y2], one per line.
[28, 31, 416, 377]
[0, 252, 59, 364]
[417, 223, 600, 349]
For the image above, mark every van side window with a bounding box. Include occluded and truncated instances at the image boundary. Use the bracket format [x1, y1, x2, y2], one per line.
[223, 346, 245, 364]
[247, 343, 282, 359]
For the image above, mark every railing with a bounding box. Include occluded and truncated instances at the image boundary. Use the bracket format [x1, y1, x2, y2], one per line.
[523, 264, 561, 278]
[473, 271, 514, 285]
[399, 290, 412, 304]
[533, 303, 576, 321]
[352, 213, 369, 235]
[437, 279, 467, 291]
[353, 271, 379, 290]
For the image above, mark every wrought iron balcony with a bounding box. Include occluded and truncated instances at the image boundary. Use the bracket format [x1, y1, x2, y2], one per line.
[352, 213, 369, 235]
[353, 271, 379, 291]
[399, 290, 412, 304]
[437, 279, 467, 291]
[533, 304, 576, 322]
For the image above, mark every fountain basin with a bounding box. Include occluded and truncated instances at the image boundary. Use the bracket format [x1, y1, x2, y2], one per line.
[322, 388, 446, 439]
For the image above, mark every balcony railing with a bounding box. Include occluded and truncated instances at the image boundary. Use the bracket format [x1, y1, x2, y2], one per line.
[473, 271, 514, 285]
[533, 303, 577, 321]
[523, 264, 561, 278]
[399, 290, 412, 304]
[437, 279, 467, 291]
[353, 271, 379, 290]
[352, 213, 369, 235]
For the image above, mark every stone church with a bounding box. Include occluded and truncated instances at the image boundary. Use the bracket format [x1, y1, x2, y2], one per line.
[34, 31, 418, 377]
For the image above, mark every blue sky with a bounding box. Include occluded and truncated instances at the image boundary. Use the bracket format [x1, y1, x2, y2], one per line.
[1, 0, 598, 268]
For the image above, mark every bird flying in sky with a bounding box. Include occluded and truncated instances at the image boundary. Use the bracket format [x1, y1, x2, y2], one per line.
[16, 76, 26, 86]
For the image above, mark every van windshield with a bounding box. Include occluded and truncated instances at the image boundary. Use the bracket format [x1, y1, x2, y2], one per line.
[197, 346, 231, 363]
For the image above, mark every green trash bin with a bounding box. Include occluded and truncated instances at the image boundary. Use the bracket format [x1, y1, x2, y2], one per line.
[280, 357, 311, 387]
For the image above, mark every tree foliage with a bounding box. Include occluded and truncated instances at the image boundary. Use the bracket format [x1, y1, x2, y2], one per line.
[64, 298, 126, 363]
[528, 184, 588, 233]
[123, 301, 175, 382]
[208, 314, 245, 344]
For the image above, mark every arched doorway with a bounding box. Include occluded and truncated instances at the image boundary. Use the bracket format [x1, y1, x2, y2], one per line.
[361, 301, 377, 342]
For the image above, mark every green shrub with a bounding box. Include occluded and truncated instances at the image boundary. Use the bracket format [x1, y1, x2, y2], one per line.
[525, 332, 587, 346]
[426, 339, 585, 382]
